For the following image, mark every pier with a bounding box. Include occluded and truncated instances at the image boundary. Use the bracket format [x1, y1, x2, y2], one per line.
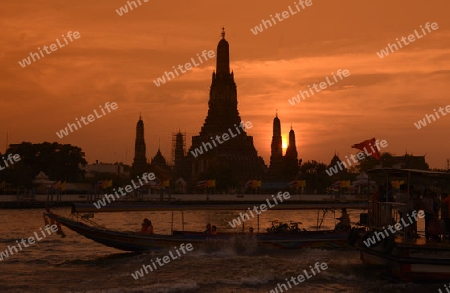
[0, 193, 369, 209]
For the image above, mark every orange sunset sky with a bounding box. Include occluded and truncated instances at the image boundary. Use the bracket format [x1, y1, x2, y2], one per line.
[1, 0, 449, 169]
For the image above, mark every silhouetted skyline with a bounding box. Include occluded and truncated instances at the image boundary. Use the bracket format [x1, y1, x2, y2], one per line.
[1, 1, 450, 169]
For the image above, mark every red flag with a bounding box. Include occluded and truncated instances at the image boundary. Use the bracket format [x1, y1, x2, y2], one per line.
[351, 138, 381, 160]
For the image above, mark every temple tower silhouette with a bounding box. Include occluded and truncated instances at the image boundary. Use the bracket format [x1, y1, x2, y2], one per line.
[284, 125, 300, 180]
[187, 28, 266, 187]
[267, 113, 284, 181]
[131, 115, 148, 177]
[172, 131, 190, 180]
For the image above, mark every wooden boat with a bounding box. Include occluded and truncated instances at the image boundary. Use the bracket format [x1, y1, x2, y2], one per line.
[173, 229, 354, 249]
[44, 200, 365, 252]
[356, 168, 450, 282]
[45, 212, 355, 251]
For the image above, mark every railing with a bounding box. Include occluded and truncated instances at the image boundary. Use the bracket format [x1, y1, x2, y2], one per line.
[368, 201, 409, 242]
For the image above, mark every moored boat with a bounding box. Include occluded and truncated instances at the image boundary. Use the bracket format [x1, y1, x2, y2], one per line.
[356, 168, 450, 282]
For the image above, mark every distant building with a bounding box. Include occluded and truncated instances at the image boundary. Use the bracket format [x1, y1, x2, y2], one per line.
[172, 131, 190, 181]
[391, 153, 429, 170]
[82, 162, 129, 178]
[131, 116, 148, 177]
[149, 147, 172, 180]
[327, 153, 348, 176]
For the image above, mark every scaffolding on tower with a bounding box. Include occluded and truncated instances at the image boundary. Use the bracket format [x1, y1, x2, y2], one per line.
[171, 131, 186, 167]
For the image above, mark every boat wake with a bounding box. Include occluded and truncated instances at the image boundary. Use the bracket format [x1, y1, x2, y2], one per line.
[195, 235, 259, 255]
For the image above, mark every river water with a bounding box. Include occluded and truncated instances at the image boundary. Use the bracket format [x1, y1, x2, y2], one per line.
[0, 207, 441, 292]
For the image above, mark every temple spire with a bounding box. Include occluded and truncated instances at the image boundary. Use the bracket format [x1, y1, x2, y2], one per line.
[268, 113, 283, 181]
[188, 30, 266, 184]
[285, 126, 299, 180]
[131, 116, 147, 178]
[216, 27, 230, 75]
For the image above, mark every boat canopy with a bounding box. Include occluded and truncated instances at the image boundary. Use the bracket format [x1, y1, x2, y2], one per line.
[71, 202, 367, 213]
[367, 168, 450, 178]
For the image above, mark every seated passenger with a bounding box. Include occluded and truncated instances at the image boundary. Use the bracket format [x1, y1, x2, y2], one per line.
[335, 208, 351, 231]
[203, 223, 212, 235]
[249, 227, 254, 234]
[211, 225, 218, 236]
[140, 218, 154, 235]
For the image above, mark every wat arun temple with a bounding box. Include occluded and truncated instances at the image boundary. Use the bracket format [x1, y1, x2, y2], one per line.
[131, 29, 300, 191]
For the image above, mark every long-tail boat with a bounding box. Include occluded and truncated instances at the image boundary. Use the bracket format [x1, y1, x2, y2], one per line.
[45, 200, 367, 251]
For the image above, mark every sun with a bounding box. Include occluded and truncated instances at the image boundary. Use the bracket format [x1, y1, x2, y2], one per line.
[282, 137, 288, 151]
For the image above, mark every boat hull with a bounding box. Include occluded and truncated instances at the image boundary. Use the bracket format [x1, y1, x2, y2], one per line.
[47, 213, 201, 252]
[46, 213, 354, 252]
[174, 230, 352, 249]
[360, 242, 450, 282]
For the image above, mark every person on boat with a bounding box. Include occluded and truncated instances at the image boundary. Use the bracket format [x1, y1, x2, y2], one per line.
[203, 223, 212, 235]
[407, 189, 421, 238]
[386, 182, 394, 202]
[395, 184, 408, 204]
[432, 191, 441, 215]
[370, 185, 382, 226]
[335, 208, 351, 231]
[395, 184, 409, 222]
[249, 227, 254, 234]
[211, 225, 218, 236]
[441, 193, 450, 242]
[422, 189, 435, 240]
[430, 191, 443, 241]
[140, 218, 154, 235]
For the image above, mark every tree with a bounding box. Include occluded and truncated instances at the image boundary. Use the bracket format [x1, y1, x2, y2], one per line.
[357, 152, 394, 172]
[298, 160, 333, 194]
[5, 142, 87, 187]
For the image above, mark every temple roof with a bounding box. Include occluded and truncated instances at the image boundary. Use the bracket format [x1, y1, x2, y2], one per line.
[151, 148, 167, 166]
